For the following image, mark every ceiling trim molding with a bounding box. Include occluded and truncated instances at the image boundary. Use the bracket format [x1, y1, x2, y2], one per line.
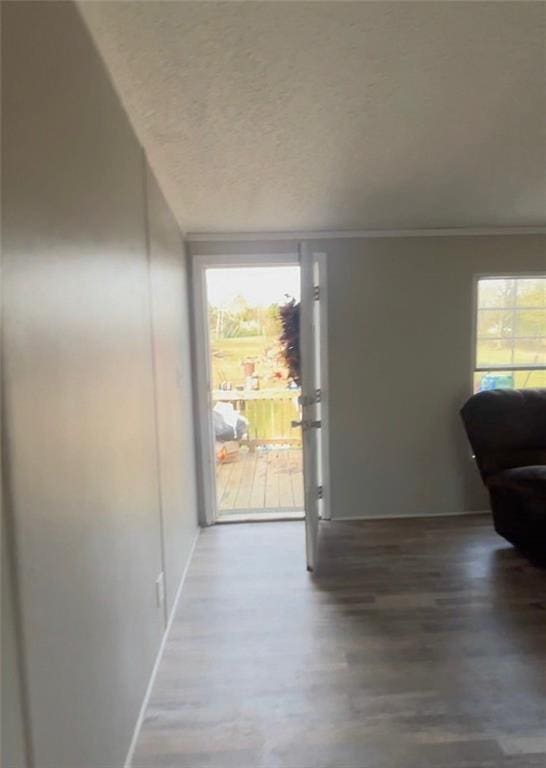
[187, 226, 546, 243]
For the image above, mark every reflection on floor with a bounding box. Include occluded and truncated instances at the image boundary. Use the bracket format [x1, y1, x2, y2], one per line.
[216, 447, 303, 516]
[133, 515, 546, 768]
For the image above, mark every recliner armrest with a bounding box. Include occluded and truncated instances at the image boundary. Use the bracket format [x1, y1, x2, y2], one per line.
[487, 466, 546, 501]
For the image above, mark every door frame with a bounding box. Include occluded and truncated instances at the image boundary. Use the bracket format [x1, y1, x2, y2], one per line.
[311, 251, 331, 522]
[191, 248, 331, 526]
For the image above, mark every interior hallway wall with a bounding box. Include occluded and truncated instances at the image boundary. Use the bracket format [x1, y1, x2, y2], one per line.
[189, 234, 546, 519]
[146, 167, 199, 618]
[1, 3, 198, 766]
[2, 500, 30, 768]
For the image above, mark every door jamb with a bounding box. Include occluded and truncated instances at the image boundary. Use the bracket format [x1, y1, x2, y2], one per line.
[191, 252, 302, 525]
[313, 251, 331, 522]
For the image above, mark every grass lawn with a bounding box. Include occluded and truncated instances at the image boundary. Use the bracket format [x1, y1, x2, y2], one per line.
[476, 340, 546, 389]
[211, 336, 545, 394]
[210, 335, 290, 390]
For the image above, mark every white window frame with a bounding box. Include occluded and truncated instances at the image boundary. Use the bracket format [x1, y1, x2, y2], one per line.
[472, 272, 546, 393]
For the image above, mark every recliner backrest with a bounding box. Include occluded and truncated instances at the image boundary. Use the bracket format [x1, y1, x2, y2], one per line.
[460, 388, 546, 480]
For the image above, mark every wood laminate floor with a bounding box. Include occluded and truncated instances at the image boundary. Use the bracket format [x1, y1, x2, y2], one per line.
[133, 515, 546, 768]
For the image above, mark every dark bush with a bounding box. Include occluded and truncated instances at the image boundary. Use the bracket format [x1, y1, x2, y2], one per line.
[279, 299, 300, 386]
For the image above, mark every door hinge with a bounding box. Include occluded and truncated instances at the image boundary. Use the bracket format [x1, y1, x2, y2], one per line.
[298, 389, 321, 407]
[317, 485, 324, 500]
[313, 285, 320, 300]
[293, 419, 322, 431]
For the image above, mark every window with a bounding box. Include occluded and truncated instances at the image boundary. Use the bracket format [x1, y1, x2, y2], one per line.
[474, 276, 546, 392]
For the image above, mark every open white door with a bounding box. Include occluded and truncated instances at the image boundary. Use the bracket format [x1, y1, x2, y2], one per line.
[298, 243, 329, 571]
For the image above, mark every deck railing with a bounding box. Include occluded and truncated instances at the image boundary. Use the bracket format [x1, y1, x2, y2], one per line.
[213, 388, 301, 444]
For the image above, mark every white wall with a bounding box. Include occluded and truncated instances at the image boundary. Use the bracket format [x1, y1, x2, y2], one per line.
[146, 167, 199, 617]
[322, 234, 545, 518]
[189, 234, 545, 519]
[2, 501, 30, 767]
[2, 3, 198, 766]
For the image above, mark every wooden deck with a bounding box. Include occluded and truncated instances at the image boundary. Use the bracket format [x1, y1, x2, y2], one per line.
[216, 447, 303, 515]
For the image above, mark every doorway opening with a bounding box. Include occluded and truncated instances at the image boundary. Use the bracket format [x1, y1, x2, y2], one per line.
[205, 265, 304, 521]
[193, 247, 329, 568]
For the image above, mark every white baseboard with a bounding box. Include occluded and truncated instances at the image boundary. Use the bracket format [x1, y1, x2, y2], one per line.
[124, 528, 200, 768]
[331, 509, 489, 522]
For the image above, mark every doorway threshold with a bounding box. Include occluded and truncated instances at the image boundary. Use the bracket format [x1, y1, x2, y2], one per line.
[217, 509, 304, 524]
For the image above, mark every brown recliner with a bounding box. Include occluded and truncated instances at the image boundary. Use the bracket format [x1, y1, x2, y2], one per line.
[460, 388, 546, 559]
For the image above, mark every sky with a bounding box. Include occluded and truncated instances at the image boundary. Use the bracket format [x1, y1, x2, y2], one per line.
[206, 266, 300, 309]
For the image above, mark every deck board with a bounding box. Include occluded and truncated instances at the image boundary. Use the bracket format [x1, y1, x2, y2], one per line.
[216, 448, 303, 515]
[278, 450, 294, 508]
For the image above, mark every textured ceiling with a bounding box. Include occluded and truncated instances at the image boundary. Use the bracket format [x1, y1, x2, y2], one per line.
[79, 1, 545, 234]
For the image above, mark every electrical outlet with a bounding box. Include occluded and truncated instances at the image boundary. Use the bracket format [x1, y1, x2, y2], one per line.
[155, 572, 165, 607]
